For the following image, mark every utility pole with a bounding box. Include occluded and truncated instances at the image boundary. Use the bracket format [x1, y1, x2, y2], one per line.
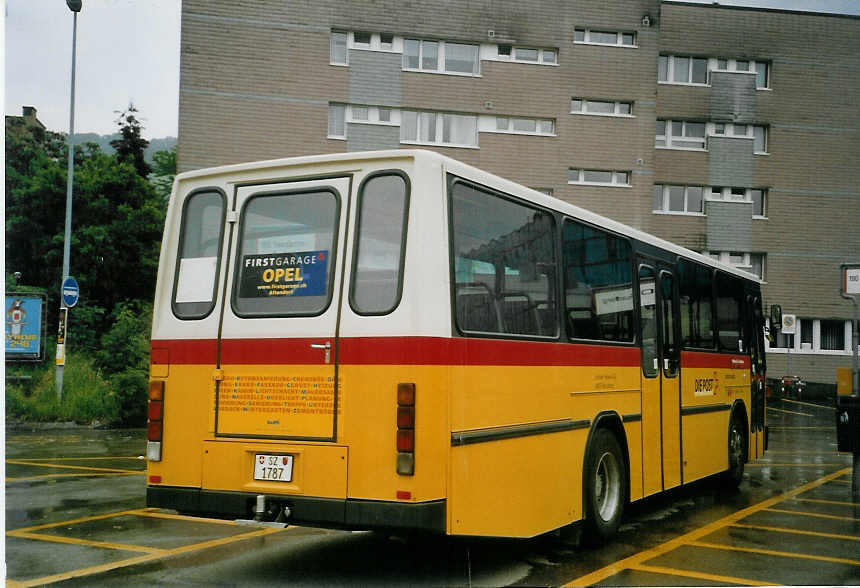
[56, 0, 83, 400]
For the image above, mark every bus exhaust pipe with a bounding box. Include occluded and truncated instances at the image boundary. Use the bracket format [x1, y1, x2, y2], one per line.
[235, 495, 289, 528]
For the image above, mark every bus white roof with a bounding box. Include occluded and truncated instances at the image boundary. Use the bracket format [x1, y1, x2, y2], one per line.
[175, 149, 762, 285]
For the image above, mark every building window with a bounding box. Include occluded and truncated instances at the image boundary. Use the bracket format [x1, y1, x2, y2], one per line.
[403, 39, 479, 75]
[330, 31, 348, 65]
[401, 111, 477, 147]
[328, 103, 346, 138]
[380, 33, 394, 50]
[656, 119, 706, 150]
[652, 184, 704, 214]
[820, 320, 846, 351]
[704, 251, 765, 280]
[574, 28, 636, 47]
[660, 55, 771, 89]
[352, 31, 372, 48]
[490, 116, 555, 136]
[571, 98, 633, 116]
[658, 55, 708, 84]
[568, 169, 630, 186]
[707, 187, 767, 217]
[493, 45, 558, 65]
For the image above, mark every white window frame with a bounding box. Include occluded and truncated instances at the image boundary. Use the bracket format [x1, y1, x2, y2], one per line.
[345, 105, 401, 126]
[704, 251, 765, 280]
[400, 110, 479, 148]
[482, 115, 555, 136]
[659, 55, 771, 89]
[492, 45, 559, 65]
[574, 28, 636, 47]
[765, 318, 855, 355]
[328, 103, 346, 139]
[330, 31, 348, 66]
[348, 31, 401, 53]
[570, 98, 633, 117]
[706, 186, 767, 218]
[706, 123, 768, 154]
[568, 169, 631, 187]
[402, 39, 480, 76]
[652, 184, 705, 215]
[656, 119, 707, 150]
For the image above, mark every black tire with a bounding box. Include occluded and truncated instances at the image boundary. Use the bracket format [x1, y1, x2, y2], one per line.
[583, 428, 627, 543]
[723, 415, 746, 488]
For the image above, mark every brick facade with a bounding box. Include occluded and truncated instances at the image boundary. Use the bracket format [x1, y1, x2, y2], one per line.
[178, 0, 860, 385]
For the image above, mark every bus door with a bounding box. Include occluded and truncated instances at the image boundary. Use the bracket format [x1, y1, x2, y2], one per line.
[215, 176, 352, 442]
[746, 294, 766, 458]
[638, 262, 681, 496]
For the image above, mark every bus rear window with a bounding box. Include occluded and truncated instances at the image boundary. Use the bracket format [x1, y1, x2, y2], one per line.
[451, 180, 558, 338]
[350, 173, 409, 315]
[172, 190, 226, 320]
[232, 189, 339, 317]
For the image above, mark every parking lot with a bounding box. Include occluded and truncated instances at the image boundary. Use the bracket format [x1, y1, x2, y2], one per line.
[5, 399, 858, 586]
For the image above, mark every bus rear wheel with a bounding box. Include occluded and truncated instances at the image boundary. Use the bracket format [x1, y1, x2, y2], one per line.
[723, 416, 746, 488]
[583, 428, 627, 543]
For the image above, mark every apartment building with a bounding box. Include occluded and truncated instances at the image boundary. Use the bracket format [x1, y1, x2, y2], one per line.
[177, 0, 860, 389]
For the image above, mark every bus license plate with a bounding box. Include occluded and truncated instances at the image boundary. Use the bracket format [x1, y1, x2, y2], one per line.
[253, 454, 294, 482]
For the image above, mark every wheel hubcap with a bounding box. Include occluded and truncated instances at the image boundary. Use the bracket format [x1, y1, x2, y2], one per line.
[595, 451, 621, 521]
[730, 426, 743, 472]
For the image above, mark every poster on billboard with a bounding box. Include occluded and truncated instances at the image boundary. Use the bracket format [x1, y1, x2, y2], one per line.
[5, 293, 47, 361]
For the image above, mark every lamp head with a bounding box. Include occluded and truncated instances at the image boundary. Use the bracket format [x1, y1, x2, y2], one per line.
[66, 0, 83, 12]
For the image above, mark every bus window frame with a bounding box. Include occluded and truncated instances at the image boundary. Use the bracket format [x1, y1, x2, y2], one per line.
[229, 185, 343, 319]
[348, 170, 411, 317]
[714, 270, 746, 353]
[447, 175, 561, 341]
[676, 256, 718, 352]
[561, 216, 638, 346]
[171, 187, 228, 321]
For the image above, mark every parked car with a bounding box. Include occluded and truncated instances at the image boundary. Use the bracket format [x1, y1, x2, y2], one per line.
[780, 376, 806, 399]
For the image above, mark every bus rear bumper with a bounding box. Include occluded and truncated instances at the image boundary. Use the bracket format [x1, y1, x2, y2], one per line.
[147, 486, 446, 533]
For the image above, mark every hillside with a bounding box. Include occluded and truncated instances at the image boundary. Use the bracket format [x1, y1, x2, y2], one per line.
[73, 133, 176, 163]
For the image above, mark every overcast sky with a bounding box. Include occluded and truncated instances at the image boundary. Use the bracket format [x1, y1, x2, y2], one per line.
[4, 0, 858, 140]
[4, 0, 181, 139]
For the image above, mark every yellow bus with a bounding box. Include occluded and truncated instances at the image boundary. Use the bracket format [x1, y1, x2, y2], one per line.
[146, 150, 766, 540]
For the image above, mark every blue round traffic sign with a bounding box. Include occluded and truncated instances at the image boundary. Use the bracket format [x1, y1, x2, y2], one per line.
[61, 276, 80, 308]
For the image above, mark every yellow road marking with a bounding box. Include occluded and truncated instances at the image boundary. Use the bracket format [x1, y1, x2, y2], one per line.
[766, 407, 813, 417]
[731, 523, 860, 541]
[768, 426, 833, 430]
[6, 472, 144, 483]
[631, 563, 775, 586]
[6, 580, 27, 588]
[7, 508, 151, 534]
[794, 497, 859, 507]
[765, 507, 860, 522]
[135, 510, 251, 526]
[563, 467, 850, 587]
[746, 463, 845, 467]
[6, 459, 141, 474]
[780, 399, 834, 410]
[7, 530, 168, 554]
[10, 527, 286, 587]
[689, 540, 860, 567]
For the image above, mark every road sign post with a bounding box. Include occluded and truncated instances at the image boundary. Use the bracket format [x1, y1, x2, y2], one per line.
[56, 276, 79, 400]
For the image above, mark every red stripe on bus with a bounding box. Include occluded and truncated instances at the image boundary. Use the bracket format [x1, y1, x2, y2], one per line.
[151, 339, 218, 365]
[681, 351, 749, 369]
[151, 337, 641, 367]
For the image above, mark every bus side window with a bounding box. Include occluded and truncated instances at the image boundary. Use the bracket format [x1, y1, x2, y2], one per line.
[562, 219, 634, 342]
[450, 181, 557, 338]
[350, 173, 409, 315]
[678, 259, 715, 349]
[172, 190, 226, 320]
[716, 272, 744, 352]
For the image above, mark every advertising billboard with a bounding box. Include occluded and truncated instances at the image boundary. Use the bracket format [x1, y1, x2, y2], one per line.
[5, 293, 46, 361]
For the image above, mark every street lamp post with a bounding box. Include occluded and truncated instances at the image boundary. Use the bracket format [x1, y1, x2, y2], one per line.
[56, 0, 83, 400]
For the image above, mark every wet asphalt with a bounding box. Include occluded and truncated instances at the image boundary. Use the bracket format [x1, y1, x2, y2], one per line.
[5, 399, 858, 586]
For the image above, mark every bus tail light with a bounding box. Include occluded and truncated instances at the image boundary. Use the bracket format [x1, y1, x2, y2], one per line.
[147, 381, 164, 462]
[396, 383, 415, 476]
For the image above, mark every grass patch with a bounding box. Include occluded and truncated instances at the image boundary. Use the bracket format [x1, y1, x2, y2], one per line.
[6, 354, 120, 425]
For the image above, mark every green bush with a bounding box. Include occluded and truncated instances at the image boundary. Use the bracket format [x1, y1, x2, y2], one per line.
[6, 353, 119, 424]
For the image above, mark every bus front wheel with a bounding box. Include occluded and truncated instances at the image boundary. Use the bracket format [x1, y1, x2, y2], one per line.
[723, 416, 746, 488]
[583, 428, 627, 543]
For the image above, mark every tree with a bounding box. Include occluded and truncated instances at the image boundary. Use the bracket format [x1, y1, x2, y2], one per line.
[5, 112, 166, 348]
[149, 146, 177, 202]
[110, 104, 151, 177]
